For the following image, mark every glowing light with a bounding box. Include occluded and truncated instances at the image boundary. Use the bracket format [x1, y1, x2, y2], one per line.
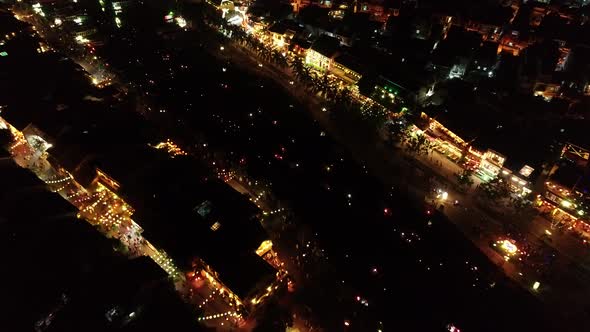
[149, 139, 188, 157]
[499, 239, 517, 255]
[75, 35, 90, 44]
[175, 16, 187, 28]
[256, 240, 273, 256]
[533, 281, 540, 291]
[164, 11, 174, 21]
[561, 200, 572, 208]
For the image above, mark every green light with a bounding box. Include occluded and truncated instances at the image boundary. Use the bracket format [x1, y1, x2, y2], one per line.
[0, 51, 7, 57]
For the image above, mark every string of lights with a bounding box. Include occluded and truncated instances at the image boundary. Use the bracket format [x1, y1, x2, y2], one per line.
[150, 139, 188, 158]
[197, 310, 239, 322]
[45, 171, 73, 185]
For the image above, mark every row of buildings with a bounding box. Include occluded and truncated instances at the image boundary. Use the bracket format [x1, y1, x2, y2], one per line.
[1, 112, 286, 328]
[0, 9, 286, 329]
[234, 0, 590, 101]
[213, 0, 590, 236]
[538, 142, 590, 239]
[0, 141, 205, 332]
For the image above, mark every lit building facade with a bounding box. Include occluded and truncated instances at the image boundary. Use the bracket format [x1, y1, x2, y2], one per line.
[305, 47, 334, 71]
[541, 143, 590, 218]
[305, 35, 340, 71]
[478, 149, 506, 180]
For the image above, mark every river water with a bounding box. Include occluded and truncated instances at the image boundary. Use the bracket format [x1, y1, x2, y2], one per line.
[74, 3, 568, 331]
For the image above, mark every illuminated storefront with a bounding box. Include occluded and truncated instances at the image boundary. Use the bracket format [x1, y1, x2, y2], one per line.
[478, 149, 505, 179]
[305, 48, 333, 71]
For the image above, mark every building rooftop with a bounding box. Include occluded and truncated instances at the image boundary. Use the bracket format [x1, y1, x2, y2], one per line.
[431, 26, 482, 68]
[421, 80, 565, 170]
[468, 5, 514, 27]
[207, 251, 276, 300]
[472, 41, 499, 67]
[309, 34, 341, 58]
[550, 159, 586, 190]
[333, 53, 364, 74]
[290, 37, 312, 50]
[268, 19, 304, 35]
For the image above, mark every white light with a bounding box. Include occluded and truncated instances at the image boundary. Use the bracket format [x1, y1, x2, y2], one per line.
[426, 86, 434, 97]
[175, 16, 187, 28]
[533, 281, 540, 290]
